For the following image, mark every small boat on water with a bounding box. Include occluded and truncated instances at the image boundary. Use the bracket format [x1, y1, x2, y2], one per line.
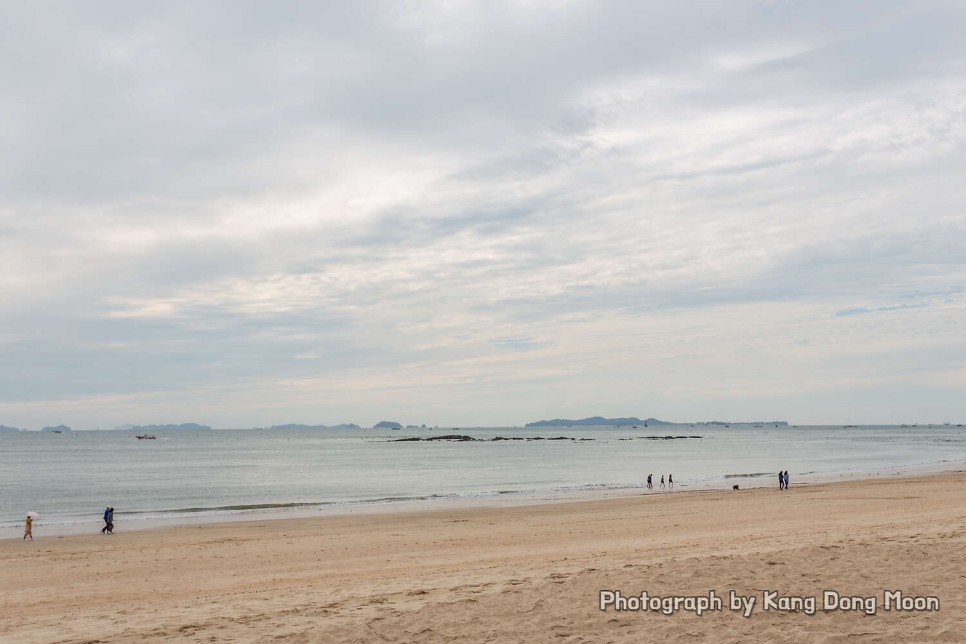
[136, 434, 156, 440]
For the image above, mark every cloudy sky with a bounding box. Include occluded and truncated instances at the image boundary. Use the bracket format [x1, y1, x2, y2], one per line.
[1, 1, 964, 429]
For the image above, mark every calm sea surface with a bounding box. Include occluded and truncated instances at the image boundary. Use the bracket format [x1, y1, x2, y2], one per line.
[2, 425, 964, 534]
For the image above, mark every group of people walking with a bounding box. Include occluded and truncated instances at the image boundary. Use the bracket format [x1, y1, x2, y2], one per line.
[22, 505, 116, 540]
[778, 470, 790, 490]
[102, 506, 115, 534]
[642, 471, 791, 493]
[22, 471, 796, 539]
[645, 473, 673, 489]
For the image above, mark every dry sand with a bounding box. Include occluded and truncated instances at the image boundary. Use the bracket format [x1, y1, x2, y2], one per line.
[2, 473, 965, 643]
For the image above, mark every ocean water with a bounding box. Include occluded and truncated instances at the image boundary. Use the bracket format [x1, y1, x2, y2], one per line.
[2, 425, 964, 535]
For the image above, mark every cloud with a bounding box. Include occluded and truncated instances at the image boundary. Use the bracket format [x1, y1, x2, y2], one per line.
[1, 1, 965, 427]
[835, 304, 929, 317]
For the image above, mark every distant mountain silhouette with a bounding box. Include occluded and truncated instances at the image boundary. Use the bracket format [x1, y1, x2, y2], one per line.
[41, 424, 73, 432]
[525, 416, 788, 427]
[525, 417, 670, 427]
[269, 423, 361, 430]
[130, 423, 212, 431]
[373, 420, 403, 429]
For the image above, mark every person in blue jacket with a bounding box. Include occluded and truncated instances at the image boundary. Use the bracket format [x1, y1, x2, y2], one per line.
[102, 506, 114, 534]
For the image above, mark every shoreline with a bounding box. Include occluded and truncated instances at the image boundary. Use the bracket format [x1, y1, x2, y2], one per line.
[2, 471, 964, 642]
[5, 458, 964, 539]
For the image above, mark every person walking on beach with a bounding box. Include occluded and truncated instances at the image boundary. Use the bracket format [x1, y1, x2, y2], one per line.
[102, 506, 114, 534]
[779, 470, 784, 490]
[783, 471, 789, 490]
[660, 475, 665, 488]
[646, 474, 653, 489]
[23, 514, 33, 540]
[668, 474, 673, 488]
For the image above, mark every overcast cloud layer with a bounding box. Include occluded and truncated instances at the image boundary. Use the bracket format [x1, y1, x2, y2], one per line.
[1, 1, 964, 429]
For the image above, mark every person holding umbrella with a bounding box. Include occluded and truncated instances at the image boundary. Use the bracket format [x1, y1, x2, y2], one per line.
[24, 512, 38, 540]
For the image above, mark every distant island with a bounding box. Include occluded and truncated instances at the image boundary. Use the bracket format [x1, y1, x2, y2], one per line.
[0, 424, 22, 432]
[269, 423, 361, 430]
[123, 423, 212, 431]
[700, 420, 789, 427]
[373, 420, 403, 429]
[525, 417, 670, 428]
[525, 416, 788, 428]
[41, 425, 73, 433]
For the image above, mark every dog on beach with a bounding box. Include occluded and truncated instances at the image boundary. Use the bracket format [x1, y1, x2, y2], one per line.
[732, 484, 740, 491]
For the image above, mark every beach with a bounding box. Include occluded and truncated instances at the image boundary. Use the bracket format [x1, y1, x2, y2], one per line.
[2, 473, 964, 643]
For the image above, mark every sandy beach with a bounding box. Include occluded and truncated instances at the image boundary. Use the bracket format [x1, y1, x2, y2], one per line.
[2, 473, 964, 643]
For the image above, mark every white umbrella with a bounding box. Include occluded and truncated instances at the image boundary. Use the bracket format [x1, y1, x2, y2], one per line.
[26, 511, 40, 519]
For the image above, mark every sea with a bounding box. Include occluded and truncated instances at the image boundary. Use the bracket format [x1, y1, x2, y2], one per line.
[2, 424, 964, 537]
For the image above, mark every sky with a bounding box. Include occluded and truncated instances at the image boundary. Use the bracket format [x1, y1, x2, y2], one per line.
[1, 1, 964, 430]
